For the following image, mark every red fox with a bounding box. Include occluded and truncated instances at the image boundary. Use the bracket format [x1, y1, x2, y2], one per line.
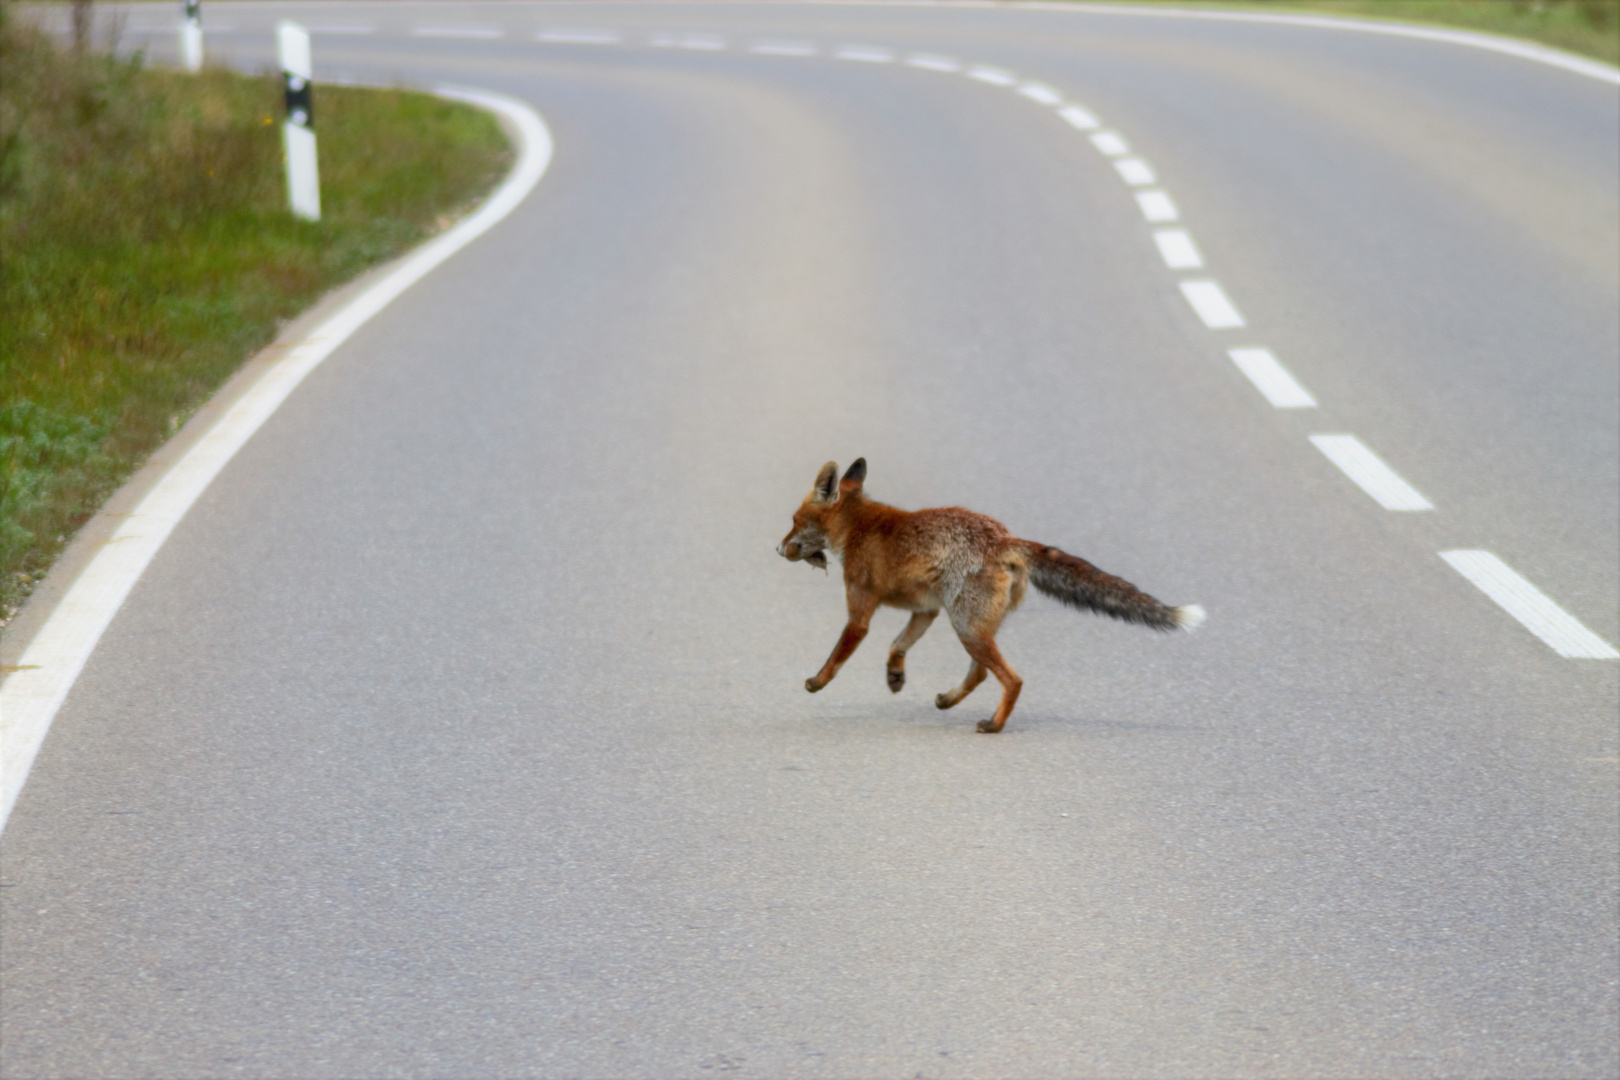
[778, 459, 1204, 733]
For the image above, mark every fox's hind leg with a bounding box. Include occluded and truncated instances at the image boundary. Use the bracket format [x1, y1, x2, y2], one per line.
[943, 567, 1022, 732]
[935, 660, 987, 710]
[887, 610, 939, 692]
[960, 636, 1022, 733]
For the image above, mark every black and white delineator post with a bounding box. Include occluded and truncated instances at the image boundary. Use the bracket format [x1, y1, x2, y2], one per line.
[278, 22, 320, 221]
[180, 0, 202, 72]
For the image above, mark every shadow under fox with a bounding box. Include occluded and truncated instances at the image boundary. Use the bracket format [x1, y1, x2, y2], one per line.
[778, 459, 1204, 733]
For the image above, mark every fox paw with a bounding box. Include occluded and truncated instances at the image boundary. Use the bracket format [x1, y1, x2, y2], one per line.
[935, 693, 954, 710]
[976, 719, 1003, 734]
[887, 668, 905, 693]
[805, 677, 823, 694]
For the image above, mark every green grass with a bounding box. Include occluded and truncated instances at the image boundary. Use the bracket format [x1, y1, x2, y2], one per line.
[1074, 0, 1620, 65]
[0, 8, 512, 628]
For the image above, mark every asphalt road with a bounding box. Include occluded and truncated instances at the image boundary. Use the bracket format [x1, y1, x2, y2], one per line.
[4, 3, 1617, 1077]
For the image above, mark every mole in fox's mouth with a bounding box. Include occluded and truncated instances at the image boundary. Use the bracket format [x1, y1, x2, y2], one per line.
[803, 550, 828, 570]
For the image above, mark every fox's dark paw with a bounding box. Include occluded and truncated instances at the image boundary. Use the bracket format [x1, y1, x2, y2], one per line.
[887, 668, 905, 693]
[935, 693, 954, 710]
[976, 719, 1002, 734]
[805, 677, 823, 694]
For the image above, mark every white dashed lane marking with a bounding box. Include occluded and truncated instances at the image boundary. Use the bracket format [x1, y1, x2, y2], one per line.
[906, 53, 961, 71]
[1018, 82, 1064, 105]
[413, 26, 503, 38]
[538, 29, 620, 44]
[836, 45, 894, 62]
[652, 32, 726, 49]
[1310, 434, 1434, 511]
[1179, 280, 1245, 328]
[1136, 190, 1179, 222]
[966, 65, 1017, 86]
[1090, 132, 1130, 156]
[753, 40, 817, 56]
[1114, 158, 1157, 185]
[1059, 104, 1101, 130]
[1153, 229, 1203, 269]
[1228, 348, 1317, 408]
[1440, 551, 1618, 659]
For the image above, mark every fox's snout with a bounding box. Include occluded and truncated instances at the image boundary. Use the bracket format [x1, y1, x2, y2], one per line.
[778, 540, 801, 560]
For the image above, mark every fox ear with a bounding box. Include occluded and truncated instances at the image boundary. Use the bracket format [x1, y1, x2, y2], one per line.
[840, 458, 866, 491]
[811, 461, 839, 503]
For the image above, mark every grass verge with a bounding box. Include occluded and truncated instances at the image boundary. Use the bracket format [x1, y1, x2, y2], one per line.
[0, 9, 513, 629]
[1074, 0, 1619, 65]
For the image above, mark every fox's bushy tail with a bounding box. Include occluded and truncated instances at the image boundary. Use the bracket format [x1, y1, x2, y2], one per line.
[1020, 541, 1205, 632]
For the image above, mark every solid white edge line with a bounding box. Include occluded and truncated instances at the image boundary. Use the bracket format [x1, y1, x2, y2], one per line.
[1440, 551, 1619, 659]
[1032, 2, 1620, 85]
[0, 88, 553, 835]
[1179, 279, 1244, 328]
[1227, 348, 1316, 408]
[800, 1, 1617, 85]
[1309, 434, 1433, 511]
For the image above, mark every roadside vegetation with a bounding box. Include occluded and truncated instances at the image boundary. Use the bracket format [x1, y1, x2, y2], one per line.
[0, 5, 512, 628]
[1122, 0, 1620, 65]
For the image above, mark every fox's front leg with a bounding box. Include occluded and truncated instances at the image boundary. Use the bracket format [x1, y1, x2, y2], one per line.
[886, 610, 939, 692]
[806, 591, 877, 693]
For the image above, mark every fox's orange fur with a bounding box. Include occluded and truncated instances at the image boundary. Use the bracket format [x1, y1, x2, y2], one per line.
[778, 459, 1204, 733]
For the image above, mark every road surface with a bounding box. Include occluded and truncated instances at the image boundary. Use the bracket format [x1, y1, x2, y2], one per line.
[4, 3, 1617, 1076]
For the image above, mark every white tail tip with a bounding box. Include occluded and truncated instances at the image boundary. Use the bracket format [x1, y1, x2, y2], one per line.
[1174, 604, 1206, 632]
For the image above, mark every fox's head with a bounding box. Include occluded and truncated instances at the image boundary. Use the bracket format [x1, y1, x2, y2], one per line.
[778, 458, 866, 569]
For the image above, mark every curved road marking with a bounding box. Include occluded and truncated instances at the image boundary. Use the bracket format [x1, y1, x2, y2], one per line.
[0, 87, 554, 833]
[1033, 2, 1620, 86]
[1017, 82, 1063, 106]
[966, 64, 1017, 86]
[1090, 131, 1130, 156]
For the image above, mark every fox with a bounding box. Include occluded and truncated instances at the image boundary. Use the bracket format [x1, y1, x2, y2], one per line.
[777, 459, 1204, 733]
